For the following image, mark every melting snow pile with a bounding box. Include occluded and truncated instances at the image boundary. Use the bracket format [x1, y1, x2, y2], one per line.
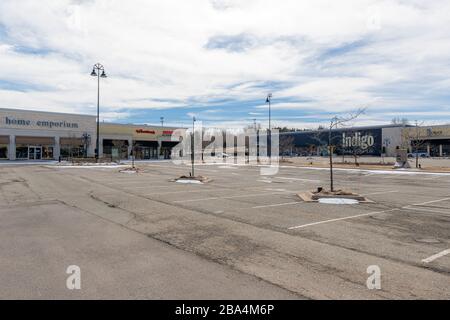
[318, 198, 359, 205]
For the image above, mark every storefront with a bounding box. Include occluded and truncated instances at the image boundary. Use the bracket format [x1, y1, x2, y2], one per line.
[15, 136, 55, 160]
[0, 136, 8, 159]
[402, 125, 450, 157]
[133, 141, 159, 160]
[0, 108, 96, 160]
[99, 123, 183, 160]
[0, 108, 184, 161]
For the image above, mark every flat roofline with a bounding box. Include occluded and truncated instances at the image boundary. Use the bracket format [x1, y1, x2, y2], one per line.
[281, 124, 413, 135]
[0, 107, 95, 118]
[100, 122, 184, 130]
[0, 107, 186, 129]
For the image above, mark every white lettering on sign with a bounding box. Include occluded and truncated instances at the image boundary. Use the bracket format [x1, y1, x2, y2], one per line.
[342, 132, 375, 150]
[5, 117, 79, 129]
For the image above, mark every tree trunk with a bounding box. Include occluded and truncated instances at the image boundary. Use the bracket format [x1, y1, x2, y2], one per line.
[329, 146, 334, 192]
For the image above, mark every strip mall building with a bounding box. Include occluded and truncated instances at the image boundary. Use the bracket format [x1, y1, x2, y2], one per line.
[0, 108, 182, 161]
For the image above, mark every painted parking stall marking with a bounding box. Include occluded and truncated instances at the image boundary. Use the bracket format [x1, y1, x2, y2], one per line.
[422, 249, 450, 263]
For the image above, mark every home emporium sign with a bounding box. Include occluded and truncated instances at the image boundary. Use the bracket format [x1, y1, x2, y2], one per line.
[4, 116, 79, 129]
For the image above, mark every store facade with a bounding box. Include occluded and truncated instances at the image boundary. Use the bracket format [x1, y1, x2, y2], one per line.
[0, 108, 96, 160]
[281, 125, 406, 157]
[1, 108, 184, 161]
[100, 123, 181, 160]
[402, 125, 450, 157]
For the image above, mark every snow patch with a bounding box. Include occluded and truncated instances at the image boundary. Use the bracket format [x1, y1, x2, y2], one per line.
[176, 179, 203, 184]
[318, 198, 359, 205]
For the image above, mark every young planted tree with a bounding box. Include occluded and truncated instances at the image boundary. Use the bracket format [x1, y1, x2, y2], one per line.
[327, 109, 365, 192]
[344, 130, 370, 166]
[279, 135, 295, 160]
[402, 120, 427, 168]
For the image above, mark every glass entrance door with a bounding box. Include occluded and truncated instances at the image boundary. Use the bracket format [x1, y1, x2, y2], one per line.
[28, 146, 42, 160]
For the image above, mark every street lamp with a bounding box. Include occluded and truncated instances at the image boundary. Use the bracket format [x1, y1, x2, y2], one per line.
[160, 116, 164, 127]
[266, 93, 272, 132]
[265, 93, 272, 163]
[90, 63, 107, 162]
[191, 116, 196, 177]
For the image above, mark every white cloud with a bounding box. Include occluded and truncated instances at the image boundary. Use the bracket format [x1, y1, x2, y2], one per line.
[0, 0, 449, 125]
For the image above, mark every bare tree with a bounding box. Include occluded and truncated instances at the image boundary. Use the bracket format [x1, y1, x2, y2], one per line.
[279, 135, 295, 160]
[111, 140, 127, 161]
[327, 108, 366, 192]
[402, 120, 427, 168]
[342, 130, 374, 166]
[346, 142, 366, 166]
[81, 133, 91, 158]
[391, 117, 410, 126]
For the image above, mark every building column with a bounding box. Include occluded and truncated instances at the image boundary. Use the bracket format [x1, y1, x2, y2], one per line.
[98, 138, 103, 158]
[157, 140, 162, 159]
[427, 144, 431, 156]
[54, 136, 60, 160]
[128, 138, 133, 160]
[9, 135, 16, 160]
[439, 144, 443, 157]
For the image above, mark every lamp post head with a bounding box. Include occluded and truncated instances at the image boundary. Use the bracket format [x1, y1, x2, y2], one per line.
[100, 70, 107, 78]
[90, 68, 97, 77]
[266, 93, 272, 103]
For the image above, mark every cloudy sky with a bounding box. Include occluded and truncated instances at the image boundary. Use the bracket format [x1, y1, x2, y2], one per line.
[1, 0, 450, 129]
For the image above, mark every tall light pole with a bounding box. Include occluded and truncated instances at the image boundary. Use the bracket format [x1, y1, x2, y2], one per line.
[191, 116, 196, 177]
[266, 93, 272, 131]
[160, 116, 164, 127]
[90, 63, 107, 162]
[266, 93, 272, 163]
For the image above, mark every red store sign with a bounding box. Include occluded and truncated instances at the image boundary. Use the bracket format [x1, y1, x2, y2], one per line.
[136, 129, 155, 134]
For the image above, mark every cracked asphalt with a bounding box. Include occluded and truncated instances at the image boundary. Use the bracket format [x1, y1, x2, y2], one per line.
[0, 161, 449, 299]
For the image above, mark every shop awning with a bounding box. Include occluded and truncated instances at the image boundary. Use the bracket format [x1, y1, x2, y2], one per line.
[15, 136, 55, 145]
[134, 140, 158, 147]
[60, 138, 83, 145]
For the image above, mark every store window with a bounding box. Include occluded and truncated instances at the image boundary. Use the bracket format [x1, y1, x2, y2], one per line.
[42, 146, 54, 159]
[16, 146, 29, 159]
[103, 139, 129, 159]
[0, 136, 9, 159]
[0, 145, 8, 159]
[133, 141, 158, 160]
[60, 137, 86, 159]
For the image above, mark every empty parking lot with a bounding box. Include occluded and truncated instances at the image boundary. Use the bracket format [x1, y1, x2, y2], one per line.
[0, 161, 449, 299]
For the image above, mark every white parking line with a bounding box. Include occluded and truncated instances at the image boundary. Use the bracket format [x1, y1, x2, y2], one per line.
[411, 197, 450, 206]
[288, 197, 450, 230]
[360, 190, 399, 196]
[253, 201, 301, 209]
[144, 164, 218, 172]
[288, 208, 399, 230]
[174, 191, 291, 203]
[422, 249, 450, 263]
[403, 206, 450, 215]
[275, 177, 321, 183]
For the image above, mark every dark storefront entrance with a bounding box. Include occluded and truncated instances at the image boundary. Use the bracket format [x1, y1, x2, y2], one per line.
[133, 141, 158, 159]
[161, 141, 179, 159]
[422, 139, 450, 157]
[102, 139, 129, 160]
[15, 136, 55, 160]
[0, 136, 8, 159]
